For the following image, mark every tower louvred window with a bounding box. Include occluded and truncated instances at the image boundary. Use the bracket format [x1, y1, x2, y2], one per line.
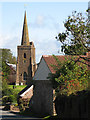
[24, 53, 26, 58]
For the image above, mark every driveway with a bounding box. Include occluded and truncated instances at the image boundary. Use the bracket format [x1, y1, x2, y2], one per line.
[0, 106, 42, 120]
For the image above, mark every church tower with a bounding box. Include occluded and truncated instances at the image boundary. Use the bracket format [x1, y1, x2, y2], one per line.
[16, 11, 37, 85]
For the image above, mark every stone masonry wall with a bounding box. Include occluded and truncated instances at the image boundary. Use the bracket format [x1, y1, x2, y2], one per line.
[29, 80, 53, 116]
[16, 44, 36, 85]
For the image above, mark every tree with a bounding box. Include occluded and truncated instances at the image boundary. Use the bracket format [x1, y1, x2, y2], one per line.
[0, 49, 16, 95]
[0, 49, 16, 81]
[56, 11, 90, 55]
[0, 49, 17, 98]
[49, 55, 89, 96]
[1, 49, 16, 64]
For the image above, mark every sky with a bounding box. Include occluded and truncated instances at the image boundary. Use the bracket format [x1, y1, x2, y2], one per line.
[0, 1, 89, 63]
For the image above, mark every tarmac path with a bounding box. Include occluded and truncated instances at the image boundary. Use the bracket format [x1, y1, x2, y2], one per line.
[0, 106, 42, 120]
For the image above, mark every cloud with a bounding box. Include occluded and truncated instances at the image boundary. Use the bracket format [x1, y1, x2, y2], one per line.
[29, 27, 61, 63]
[29, 14, 64, 34]
[36, 15, 44, 25]
[0, 34, 20, 57]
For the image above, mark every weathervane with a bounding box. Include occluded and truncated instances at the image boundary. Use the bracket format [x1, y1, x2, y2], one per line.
[24, 4, 27, 11]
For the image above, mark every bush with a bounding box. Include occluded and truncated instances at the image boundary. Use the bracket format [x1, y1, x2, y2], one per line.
[2, 79, 13, 97]
[2, 96, 13, 105]
[19, 104, 25, 112]
[9, 95, 15, 103]
[14, 103, 18, 107]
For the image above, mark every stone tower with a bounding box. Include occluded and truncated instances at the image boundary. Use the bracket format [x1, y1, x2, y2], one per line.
[16, 11, 37, 86]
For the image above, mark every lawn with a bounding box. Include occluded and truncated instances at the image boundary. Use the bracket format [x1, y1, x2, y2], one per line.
[8, 85, 26, 93]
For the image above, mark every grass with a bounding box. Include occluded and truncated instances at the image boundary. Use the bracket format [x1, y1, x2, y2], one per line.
[8, 85, 26, 89]
[43, 115, 59, 120]
[8, 85, 26, 93]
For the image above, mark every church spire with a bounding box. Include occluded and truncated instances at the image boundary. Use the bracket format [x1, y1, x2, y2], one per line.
[21, 11, 29, 45]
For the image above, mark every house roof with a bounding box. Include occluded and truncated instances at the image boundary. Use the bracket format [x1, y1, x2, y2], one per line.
[6, 63, 16, 71]
[42, 55, 68, 73]
[42, 54, 89, 74]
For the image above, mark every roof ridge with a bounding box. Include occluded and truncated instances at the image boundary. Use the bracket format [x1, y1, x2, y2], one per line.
[42, 55, 65, 57]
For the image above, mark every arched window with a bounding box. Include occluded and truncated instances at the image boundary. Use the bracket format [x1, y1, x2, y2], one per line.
[23, 72, 27, 80]
[24, 53, 26, 58]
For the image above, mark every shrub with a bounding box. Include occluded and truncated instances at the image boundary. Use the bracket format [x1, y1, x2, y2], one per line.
[2, 96, 13, 105]
[9, 95, 15, 103]
[14, 103, 18, 107]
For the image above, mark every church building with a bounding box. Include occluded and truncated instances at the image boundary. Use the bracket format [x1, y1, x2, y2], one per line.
[16, 11, 37, 85]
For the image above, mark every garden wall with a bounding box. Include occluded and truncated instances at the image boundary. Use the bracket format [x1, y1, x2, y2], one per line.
[55, 90, 89, 118]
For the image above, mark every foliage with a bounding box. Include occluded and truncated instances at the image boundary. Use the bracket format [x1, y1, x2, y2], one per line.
[2, 96, 13, 105]
[8, 85, 26, 103]
[2, 79, 13, 97]
[56, 11, 90, 55]
[1, 49, 16, 83]
[2, 84, 26, 104]
[1, 49, 16, 64]
[49, 55, 89, 96]
[0, 49, 17, 98]
[18, 98, 29, 113]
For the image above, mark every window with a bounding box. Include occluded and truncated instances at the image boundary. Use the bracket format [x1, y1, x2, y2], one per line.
[23, 72, 27, 80]
[30, 42, 32, 45]
[24, 53, 26, 58]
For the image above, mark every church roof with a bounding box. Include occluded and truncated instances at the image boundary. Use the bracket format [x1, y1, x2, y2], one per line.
[21, 11, 29, 46]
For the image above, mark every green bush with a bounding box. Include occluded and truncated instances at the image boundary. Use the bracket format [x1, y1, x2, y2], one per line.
[9, 95, 15, 103]
[2, 79, 13, 97]
[2, 96, 13, 105]
[14, 103, 18, 107]
[19, 104, 25, 112]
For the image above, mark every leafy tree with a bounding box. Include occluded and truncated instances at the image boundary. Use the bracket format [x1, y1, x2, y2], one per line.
[2, 79, 12, 96]
[56, 11, 90, 55]
[1, 49, 16, 64]
[0, 49, 16, 97]
[49, 55, 89, 96]
[0, 49, 16, 78]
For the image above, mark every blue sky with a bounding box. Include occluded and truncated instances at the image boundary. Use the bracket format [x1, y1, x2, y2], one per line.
[0, 2, 89, 63]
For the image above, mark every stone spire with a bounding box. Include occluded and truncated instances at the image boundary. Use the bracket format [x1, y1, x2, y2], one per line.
[21, 11, 29, 45]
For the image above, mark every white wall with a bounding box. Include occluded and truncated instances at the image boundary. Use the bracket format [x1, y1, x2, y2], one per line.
[33, 58, 51, 80]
